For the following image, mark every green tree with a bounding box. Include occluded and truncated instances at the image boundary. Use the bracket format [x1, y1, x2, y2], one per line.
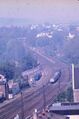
[0, 62, 15, 80]
[66, 87, 73, 102]
[63, 28, 79, 65]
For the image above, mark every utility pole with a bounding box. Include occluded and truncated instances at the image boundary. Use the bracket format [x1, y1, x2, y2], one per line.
[41, 65, 46, 112]
[42, 84, 46, 111]
[5, 81, 9, 100]
[20, 91, 24, 119]
[58, 78, 61, 95]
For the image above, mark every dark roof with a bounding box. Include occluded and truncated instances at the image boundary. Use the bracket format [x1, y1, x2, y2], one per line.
[74, 67, 79, 89]
[49, 103, 79, 115]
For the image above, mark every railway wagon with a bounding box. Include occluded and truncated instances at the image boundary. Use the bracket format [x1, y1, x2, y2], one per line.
[0, 75, 6, 102]
[0, 84, 6, 102]
[50, 70, 61, 84]
[34, 72, 42, 81]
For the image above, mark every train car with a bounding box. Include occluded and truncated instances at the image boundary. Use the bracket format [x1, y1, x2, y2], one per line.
[0, 75, 6, 102]
[34, 72, 42, 81]
[50, 70, 61, 84]
[12, 82, 20, 95]
[0, 85, 6, 102]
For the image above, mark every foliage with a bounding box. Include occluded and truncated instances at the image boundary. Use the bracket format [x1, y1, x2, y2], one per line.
[0, 38, 37, 80]
[54, 87, 73, 102]
[63, 27, 79, 65]
[66, 87, 73, 102]
[63, 38, 79, 64]
[0, 62, 15, 80]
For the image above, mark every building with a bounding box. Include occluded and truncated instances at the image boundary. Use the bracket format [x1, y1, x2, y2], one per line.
[8, 80, 20, 98]
[72, 64, 79, 102]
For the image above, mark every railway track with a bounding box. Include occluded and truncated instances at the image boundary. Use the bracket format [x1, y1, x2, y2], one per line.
[0, 74, 70, 119]
[0, 46, 70, 119]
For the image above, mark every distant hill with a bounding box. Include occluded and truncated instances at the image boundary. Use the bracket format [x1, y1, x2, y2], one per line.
[0, 17, 33, 27]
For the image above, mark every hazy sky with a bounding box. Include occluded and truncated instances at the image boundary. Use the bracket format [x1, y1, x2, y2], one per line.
[0, 0, 79, 23]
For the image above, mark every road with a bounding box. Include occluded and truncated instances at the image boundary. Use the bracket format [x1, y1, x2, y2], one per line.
[0, 46, 71, 119]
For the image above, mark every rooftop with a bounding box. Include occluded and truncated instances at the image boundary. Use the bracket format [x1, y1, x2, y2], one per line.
[49, 102, 79, 115]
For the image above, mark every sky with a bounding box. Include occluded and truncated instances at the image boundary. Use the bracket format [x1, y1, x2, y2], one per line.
[0, 0, 79, 24]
